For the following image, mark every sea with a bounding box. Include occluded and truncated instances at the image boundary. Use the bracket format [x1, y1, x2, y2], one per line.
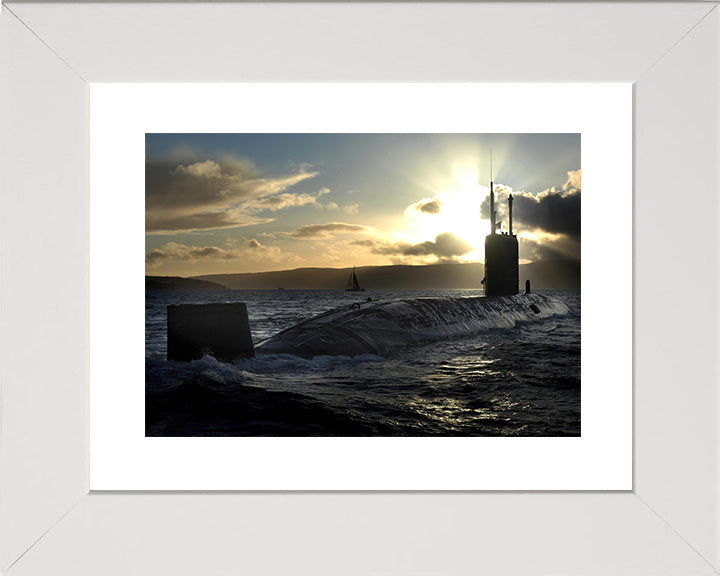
[146, 289, 580, 437]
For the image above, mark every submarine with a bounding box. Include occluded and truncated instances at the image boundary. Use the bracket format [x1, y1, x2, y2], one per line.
[167, 169, 571, 362]
[254, 293, 568, 358]
[254, 173, 570, 359]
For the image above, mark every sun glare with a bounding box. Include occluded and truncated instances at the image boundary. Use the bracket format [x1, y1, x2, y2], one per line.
[401, 168, 490, 261]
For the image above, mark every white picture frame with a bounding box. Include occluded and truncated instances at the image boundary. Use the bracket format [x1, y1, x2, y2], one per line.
[1, 2, 719, 575]
[90, 82, 631, 491]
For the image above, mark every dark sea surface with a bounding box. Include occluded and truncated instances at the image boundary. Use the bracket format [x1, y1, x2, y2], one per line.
[146, 289, 580, 436]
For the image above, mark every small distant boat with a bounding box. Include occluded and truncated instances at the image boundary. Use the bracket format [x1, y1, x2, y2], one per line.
[345, 266, 365, 292]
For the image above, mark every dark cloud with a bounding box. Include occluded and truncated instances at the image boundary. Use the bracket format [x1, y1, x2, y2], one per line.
[352, 232, 471, 261]
[146, 155, 319, 233]
[404, 233, 471, 257]
[480, 170, 581, 239]
[284, 222, 372, 239]
[511, 190, 580, 238]
[407, 196, 442, 215]
[519, 236, 581, 262]
[416, 198, 442, 214]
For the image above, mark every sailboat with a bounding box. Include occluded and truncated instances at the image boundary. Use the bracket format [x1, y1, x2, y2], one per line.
[345, 266, 365, 292]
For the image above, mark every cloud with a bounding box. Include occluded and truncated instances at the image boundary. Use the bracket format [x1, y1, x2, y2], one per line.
[343, 203, 359, 215]
[146, 238, 285, 268]
[284, 222, 373, 239]
[256, 193, 319, 211]
[512, 189, 581, 237]
[409, 197, 442, 215]
[145, 242, 242, 268]
[172, 160, 223, 179]
[404, 233, 472, 257]
[519, 234, 580, 261]
[564, 169, 581, 191]
[148, 211, 275, 234]
[146, 154, 320, 233]
[352, 232, 472, 262]
[480, 170, 581, 239]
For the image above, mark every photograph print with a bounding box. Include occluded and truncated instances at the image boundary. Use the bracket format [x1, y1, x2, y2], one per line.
[145, 133, 581, 437]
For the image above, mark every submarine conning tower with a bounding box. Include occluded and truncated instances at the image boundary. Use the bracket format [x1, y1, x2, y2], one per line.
[484, 178, 519, 297]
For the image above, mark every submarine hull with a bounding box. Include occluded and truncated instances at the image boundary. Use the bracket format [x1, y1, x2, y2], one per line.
[255, 293, 570, 358]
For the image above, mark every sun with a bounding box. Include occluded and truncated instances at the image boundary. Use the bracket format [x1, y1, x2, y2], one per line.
[401, 168, 489, 262]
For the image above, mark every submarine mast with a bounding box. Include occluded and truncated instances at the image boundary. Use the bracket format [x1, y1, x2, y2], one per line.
[483, 153, 519, 297]
[508, 193, 513, 235]
[489, 150, 495, 235]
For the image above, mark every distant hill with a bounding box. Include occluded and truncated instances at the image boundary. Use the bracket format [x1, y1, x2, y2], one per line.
[194, 260, 580, 291]
[146, 276, 227, 290]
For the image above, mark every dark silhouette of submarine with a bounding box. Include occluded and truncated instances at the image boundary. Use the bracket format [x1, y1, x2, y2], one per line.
[254, 293, 568, 358]
[167, 173, 571, 362]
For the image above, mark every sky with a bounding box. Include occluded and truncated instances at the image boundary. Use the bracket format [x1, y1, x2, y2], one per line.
[146, 133, 581, 277]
